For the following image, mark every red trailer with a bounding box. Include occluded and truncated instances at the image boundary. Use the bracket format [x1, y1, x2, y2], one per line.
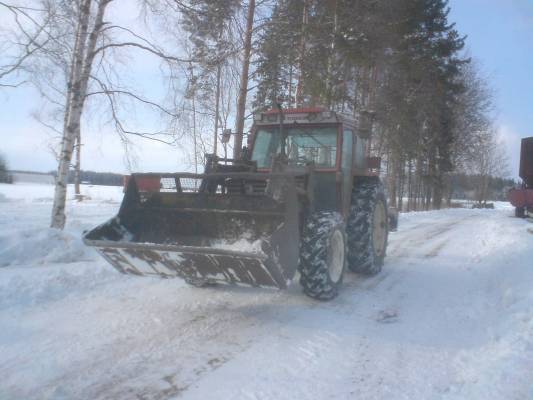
[509, 137, 533, 218]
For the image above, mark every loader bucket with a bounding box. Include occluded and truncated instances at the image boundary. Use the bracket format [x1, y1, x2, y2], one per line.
[83, 173, 302, 289]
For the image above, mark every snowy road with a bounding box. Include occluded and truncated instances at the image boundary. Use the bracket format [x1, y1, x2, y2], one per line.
[1, 183, 533, 400]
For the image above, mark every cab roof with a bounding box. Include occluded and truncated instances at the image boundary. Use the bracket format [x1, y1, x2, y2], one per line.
[253, 107, 358, 132]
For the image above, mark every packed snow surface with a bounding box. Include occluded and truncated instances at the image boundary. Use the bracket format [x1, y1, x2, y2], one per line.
[1, 182, 533, 400]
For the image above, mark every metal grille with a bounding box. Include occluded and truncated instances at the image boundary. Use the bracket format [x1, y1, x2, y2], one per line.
[247, 180, 267, 195]
[179, 177, 201, 192]
[160, 177, 177, 192]
[131, 173, 304, 196]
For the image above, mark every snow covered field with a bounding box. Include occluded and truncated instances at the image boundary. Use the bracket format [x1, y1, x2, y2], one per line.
[1, 182, 532, 400]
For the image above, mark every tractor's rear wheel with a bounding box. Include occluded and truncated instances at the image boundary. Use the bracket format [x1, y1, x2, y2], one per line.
[298, 211, 346, 301]
[347, 181, 388, 275]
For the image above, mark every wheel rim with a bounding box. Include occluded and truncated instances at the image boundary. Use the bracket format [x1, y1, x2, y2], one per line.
[329, 229, 345, 283]
[372, 201, 387, 257]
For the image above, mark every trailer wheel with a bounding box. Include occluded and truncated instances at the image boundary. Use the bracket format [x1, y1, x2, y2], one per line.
[347, 181, 388, 275]
[515, 207, 526, 218]
[298, 212, 346, 301]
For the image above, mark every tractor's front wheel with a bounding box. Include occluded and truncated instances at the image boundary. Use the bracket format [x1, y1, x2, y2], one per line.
[347, 181, 388, 275]
[299, 212, 346, 301]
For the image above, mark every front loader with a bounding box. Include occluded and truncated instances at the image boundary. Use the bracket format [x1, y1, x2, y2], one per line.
[84, 107, 396, 300]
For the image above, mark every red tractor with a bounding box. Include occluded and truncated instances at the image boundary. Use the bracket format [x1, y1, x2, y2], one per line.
[85, 107, 397, 300]
[509, 137, 533, 218]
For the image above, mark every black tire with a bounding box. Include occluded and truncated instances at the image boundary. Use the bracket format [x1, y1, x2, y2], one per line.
[515, 207, 526, 218]
[346, 180, 388, 275]
[298, 211, 346, 301]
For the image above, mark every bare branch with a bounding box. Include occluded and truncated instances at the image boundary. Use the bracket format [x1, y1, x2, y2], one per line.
[92, 41, 192, 63]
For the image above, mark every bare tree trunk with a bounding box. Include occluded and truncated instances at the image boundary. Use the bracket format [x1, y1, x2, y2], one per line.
[397, 158, 405, 212]
[407, 158, 413, 212]
[388, 154, 398, 208]
[325, 0, 338, 108]
[432, 180, 442, 210]
[51, 0, 111, 229]
[74, 130, 81, 197]
[233, 0, 255, 160]
[192, 92, 198, 174]
[288, 63, 293, 106]
[415, 156, 422, 211]
[213, 63, 221, 157]
[295, 0, 309, 107]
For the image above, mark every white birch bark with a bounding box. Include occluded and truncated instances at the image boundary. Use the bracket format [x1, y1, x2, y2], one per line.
[233, 0, 255, 159]
[51, 0, 111, 229]
[74, 131, 81, 197]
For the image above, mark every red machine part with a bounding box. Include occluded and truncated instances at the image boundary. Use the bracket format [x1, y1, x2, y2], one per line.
[509, 137, 533, 214]
[519, 137, 533, 188]
[508, 188, 533, 208]
[123, 175, 161, 193]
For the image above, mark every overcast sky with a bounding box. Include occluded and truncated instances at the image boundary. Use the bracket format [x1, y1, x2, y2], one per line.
[0, 0, 532, 177]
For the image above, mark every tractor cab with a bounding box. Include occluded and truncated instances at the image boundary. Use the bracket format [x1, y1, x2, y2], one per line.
[249, 107, 373, 215]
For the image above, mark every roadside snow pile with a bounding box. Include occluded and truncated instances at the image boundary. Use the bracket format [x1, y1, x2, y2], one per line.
[0, 260, 120, 310]
[0, 182, 123, 268]
[0, 183, 124, 310]
[0, 227, 94, 267]
[442, 217, 533, 400]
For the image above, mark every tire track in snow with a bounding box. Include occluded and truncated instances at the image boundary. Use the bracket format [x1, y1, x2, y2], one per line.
[388, 214, 480, 260]
[64, 211, 480, 400]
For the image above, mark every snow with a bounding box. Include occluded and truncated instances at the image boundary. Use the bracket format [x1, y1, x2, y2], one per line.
[210, 237, 265, 254]
[1, 182, 533, 400]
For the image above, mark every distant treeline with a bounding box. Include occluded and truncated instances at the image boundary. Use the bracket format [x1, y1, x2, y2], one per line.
[448, 174, 516, 202]
[48, 170, 125, 186]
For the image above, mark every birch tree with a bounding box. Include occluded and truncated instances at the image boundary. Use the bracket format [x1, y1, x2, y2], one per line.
[233, 0, 255, 159]
[50, 0, 111, 229]
[2, 0, 190, 229]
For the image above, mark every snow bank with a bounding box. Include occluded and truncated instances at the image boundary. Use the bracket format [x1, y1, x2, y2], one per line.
[0, 182, 123, 310]
[0, 227, 94, 267]
[0, 261, 120, 310]
[0, 183, 123, 267]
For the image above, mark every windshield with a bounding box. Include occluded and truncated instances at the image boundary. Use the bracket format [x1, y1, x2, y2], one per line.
[251, 126, 338, 169]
